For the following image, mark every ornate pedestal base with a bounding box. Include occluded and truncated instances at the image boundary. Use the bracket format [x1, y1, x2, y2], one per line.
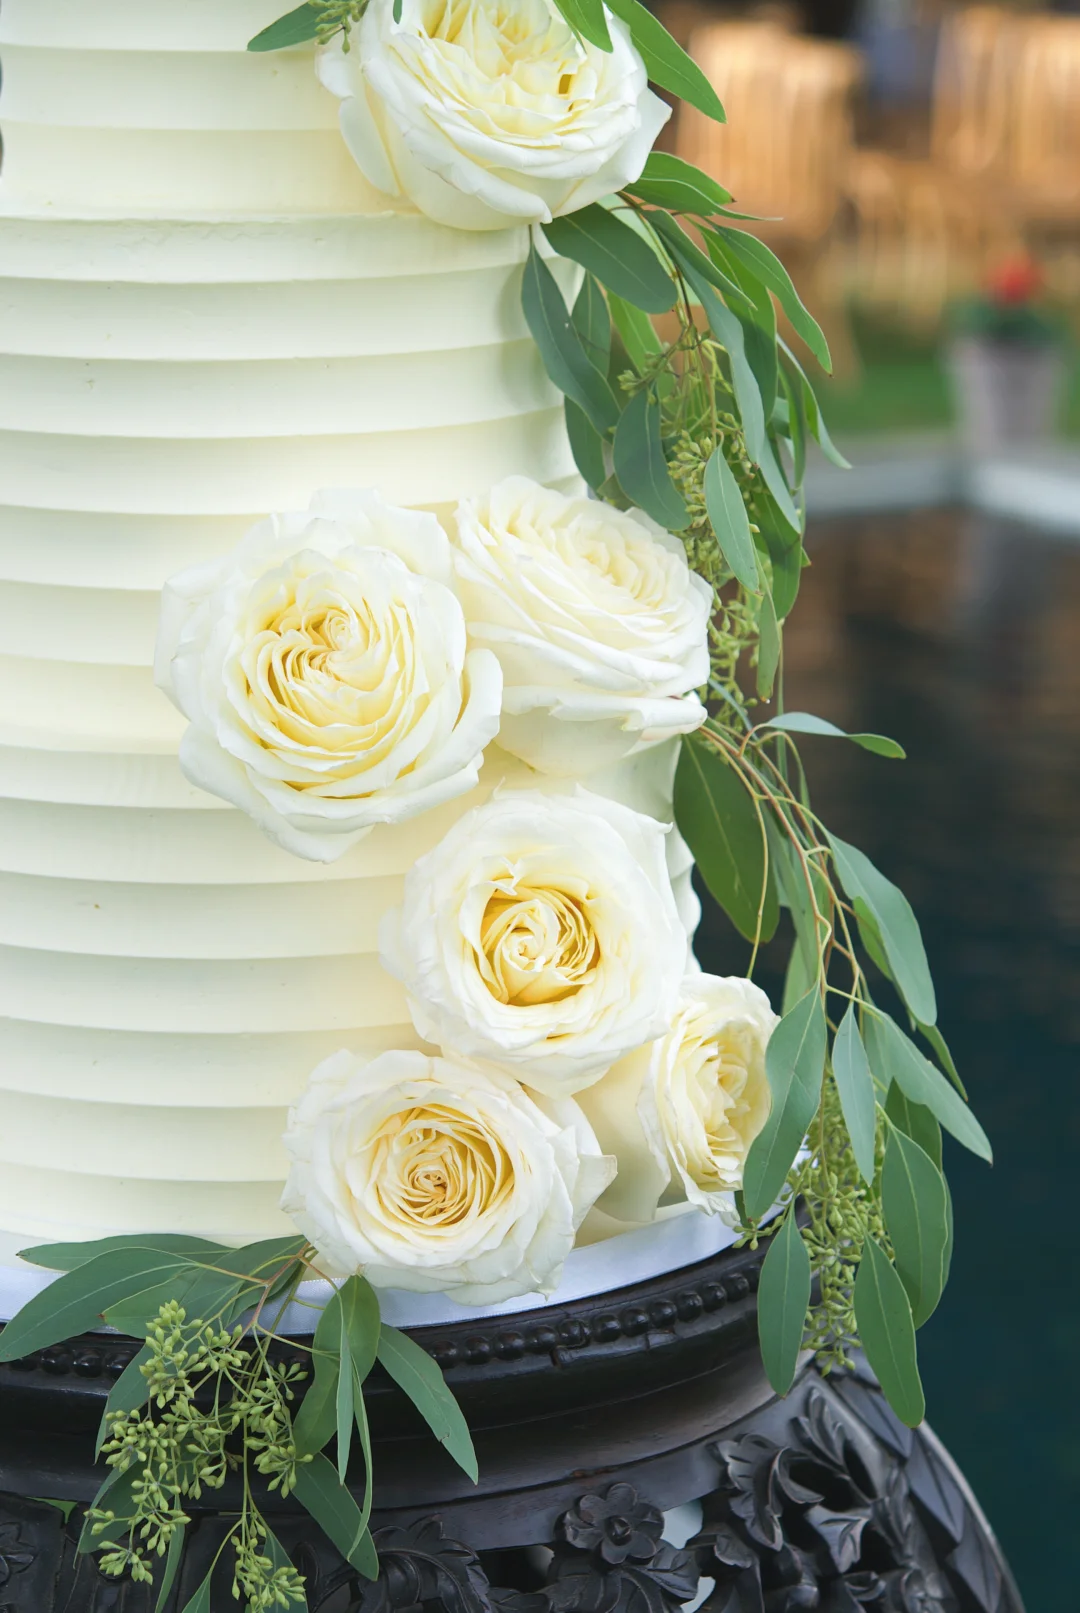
[0, 1241, 1023, 1612]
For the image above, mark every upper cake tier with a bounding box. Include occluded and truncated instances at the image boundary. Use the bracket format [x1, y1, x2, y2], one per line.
[0, 0, 387, 215]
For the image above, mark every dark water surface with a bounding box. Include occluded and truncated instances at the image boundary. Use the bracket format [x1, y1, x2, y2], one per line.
[695, 508, 1080, 1611]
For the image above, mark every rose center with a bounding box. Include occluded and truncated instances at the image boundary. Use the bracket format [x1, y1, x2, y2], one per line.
[372, 1105, 514, 1231]
[479, 884, 599, 1007]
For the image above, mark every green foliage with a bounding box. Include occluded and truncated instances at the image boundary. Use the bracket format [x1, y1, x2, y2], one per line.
[853, 1237, 925, 1427]
[757, 1211, 811, 1395]
[248, 1, 364, 52]
[6, 1239, 475, 1609]
[518, 149, 988, 1417]
[675, 734, 777, 944]
[743, 988, 827, 1219]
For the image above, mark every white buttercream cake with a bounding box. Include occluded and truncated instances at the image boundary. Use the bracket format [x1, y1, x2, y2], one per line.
[0, 0, 697, 1274]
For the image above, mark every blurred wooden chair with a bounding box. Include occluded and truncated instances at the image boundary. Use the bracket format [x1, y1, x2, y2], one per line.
[675, 21, 863, 369]
[677, 21, 863, 248]
[1007, 17, 1080, 227]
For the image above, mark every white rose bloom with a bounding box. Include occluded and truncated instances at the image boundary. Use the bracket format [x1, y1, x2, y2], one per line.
[453, 479, 711, 775]
[281, 1047, 614, 1303]
[316, 0, 671, 231]
[155, 489, 502, 863]
[379, 787, 688, 1094]
[577, 974, 777, 1223]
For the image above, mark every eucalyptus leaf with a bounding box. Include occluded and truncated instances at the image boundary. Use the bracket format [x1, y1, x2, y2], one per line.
[884, 1079, 942, 1170]
[832, 1007, 878, 1186]
[674, 734, 778, 943]
[377, 1325, 478, 1482]
[339, 1275, 381, 1384]
[710, 227, 831, 372]
[336, 1300, 356, 1483]
[762, 713, 905, 758]
[352, 1363, 376, 1530]
[22, 1234, 227, 1274]
[853, 1237, 925, 1427]
[853, 896, 892, 981]
[629, 153, 732, 213]
[0, 1248, 197, 1362]
[756, 587, 781, 699]
[779, 340, 851, 468]
[154, 1524, 186, 1613]
[248, 4, 318, 51]
[866, 1012, 991, 1162]
[103, 1270, 252, 1341]
[765, 532, 803, 621]
[294, 1351, 340, 1459]
[613, 389, 690, 531]
[779, 366, 806, 487]
[78, 1465, 139, 1554]
[521, 243, 619, 433]
[703, 447, 759, 592]
[177, 1569, 214, 1613]
[757, 437, 803, 537]
[565, 398, 606, 490]
[649, 211, 752, 312]
[550, 0, 612, 51]
[765, 818, 821, 983]
[294, 1294, 344, 1458]
[544, 207, 676, 314]
[215, 1235, 306, 1280]
[605, 0, 726, 122]
[608, 291, 661, 371]
[96, 1344, 152, 1459]
[642, 153, 733, 203]
[570, 272, 611, 374]
[293, 1452, 379, 1579]
[882, 1130, 950, 1328]
[828, 834, 937, 1026]
[781, 934, 816, 1016]
[917, 1020, 968, 1100]
[757, 1213, 811, 1395]
[744, 989, 827, 1219]
[713, 245, 779, 425]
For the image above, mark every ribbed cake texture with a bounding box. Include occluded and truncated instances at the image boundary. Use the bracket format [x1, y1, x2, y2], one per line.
[0, 0, 689, 1265]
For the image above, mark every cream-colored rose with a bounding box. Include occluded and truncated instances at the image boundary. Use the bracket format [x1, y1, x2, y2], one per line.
[577, 974, 777, 1222]
[379, 786, 688, 1094]
[453, 478, 711, 775]
[281, 1047, 614, 1303]
[316, 0, 671, 231]
[154, 489, 502, 863]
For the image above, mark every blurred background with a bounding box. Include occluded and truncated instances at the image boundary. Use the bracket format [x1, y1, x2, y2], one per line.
[668, 5, 1079, 1608]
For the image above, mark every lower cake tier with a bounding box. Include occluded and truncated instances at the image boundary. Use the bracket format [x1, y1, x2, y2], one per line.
[0, 741, 695, 1268]
[0, 205, 588, 1271]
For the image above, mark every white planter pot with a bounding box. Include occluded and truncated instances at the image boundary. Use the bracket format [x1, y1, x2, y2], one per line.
[947, 335, 1064, 453]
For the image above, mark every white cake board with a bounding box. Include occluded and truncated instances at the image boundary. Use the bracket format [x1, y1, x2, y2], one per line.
[0, 1206, 742, 1333]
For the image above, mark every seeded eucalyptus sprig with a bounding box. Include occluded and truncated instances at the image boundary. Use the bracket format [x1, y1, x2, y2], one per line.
[248, 1, 366, 54]
[523, 145, 988, 1425]
[0, 1237, 477, 1609]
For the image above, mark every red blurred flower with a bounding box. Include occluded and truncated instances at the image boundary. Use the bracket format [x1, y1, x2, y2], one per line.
[985, 254, 1043, 307]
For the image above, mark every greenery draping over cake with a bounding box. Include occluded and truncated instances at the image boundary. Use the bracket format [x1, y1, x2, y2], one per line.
[0, 2, 991, 1607]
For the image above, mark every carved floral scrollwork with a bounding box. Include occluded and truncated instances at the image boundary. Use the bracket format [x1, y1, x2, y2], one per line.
[0, 1366, 1021, 1613]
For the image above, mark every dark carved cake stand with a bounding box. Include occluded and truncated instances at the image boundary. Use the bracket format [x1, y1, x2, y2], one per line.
[0, 1238, 1023, 1612]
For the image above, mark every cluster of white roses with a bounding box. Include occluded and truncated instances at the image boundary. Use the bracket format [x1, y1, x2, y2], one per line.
[156, 479, 777, 1305]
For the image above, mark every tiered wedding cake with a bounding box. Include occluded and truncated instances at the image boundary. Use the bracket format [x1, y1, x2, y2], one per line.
[0, 0, 718, 1280]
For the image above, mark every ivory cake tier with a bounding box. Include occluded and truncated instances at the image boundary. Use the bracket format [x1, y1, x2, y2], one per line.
[0, 1, 560, 1256]
[0, 0, 692, 1269]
